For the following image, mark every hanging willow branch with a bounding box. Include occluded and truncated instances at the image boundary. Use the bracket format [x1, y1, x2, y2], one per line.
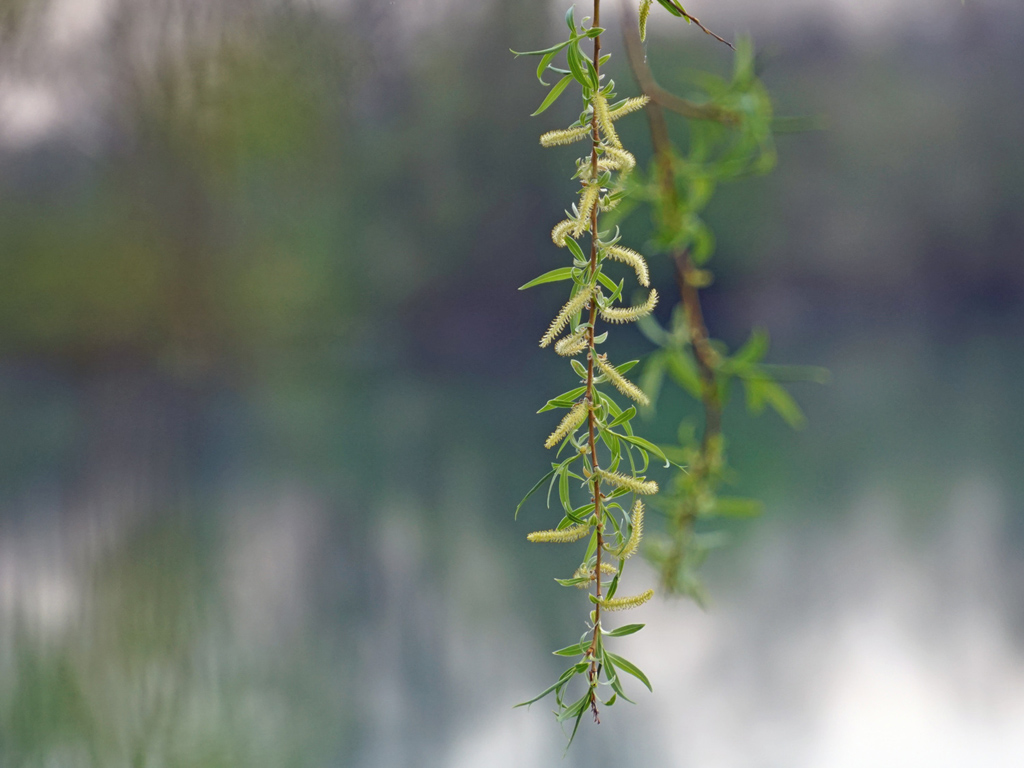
[512, 0, 665, 742]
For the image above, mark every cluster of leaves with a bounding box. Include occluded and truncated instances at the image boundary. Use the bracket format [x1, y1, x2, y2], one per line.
[616, 38, 827, 600]
[512, 3, 668, 744]
[638, 309, 826, 601]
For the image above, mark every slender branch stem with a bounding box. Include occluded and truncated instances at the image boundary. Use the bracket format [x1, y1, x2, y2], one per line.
[673, 253, 721, 450]
[620, 5, 738, 126]
[620, 2, 722, 579]
[585, 0, 604, 725]
[621, 0, 722, 454]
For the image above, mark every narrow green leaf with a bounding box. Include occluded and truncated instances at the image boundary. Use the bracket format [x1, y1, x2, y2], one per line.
[564, 697, 589, 752]
[744, 378, 806, 429]
[514, 664, 580, 708]
[608, 406, 636, 429]
[655, 0, 685, 18]
[553, 642, 585, 656]
[596, 271, 623, 301]
[531, 74, 573, 117]
[536, 49, 559, 86]
[607, 671, 636, 704]
[558, 461, 572, 514]
[639, 353, 665, 414]
[511, 41, 571, 57]
[554, 576, 592, 588]
[547, 462, 565, 509]
[519, 267, 574, 290]
[601, 650, 636, 703]
[666, 349, 703, 399]
[599, 428, 621, 472]
[556, 690, 591, 723]
[605, 571, 620, 599]
[732, 329, 770, 365]
[515, 468, 556, 520]
[614, 360, 640, 375]
[605, 623, 645, 637]
[565, 237, 587, 263]
[584, 55, 601, 90]
[614, 431, 670, 468]
[565, 41, 591, 89]
[605, 652, 652, 691]
[538, 385, 587, 413]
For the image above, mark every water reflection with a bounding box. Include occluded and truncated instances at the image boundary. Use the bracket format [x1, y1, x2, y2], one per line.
[1, 332, 1022, 766]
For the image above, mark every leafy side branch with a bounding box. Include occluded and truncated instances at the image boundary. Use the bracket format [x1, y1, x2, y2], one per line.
[619, 1, 827, 601]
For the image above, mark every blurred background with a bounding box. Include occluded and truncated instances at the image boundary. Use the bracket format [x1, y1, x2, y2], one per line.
[1, 0, 1023, 765]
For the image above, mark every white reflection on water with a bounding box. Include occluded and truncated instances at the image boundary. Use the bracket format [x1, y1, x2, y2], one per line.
[619, 474, 1024, 768]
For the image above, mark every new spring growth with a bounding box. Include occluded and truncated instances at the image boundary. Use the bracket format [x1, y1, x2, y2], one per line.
[599, 288, 659, 324]
[595, 468, 659, 495]
[593, 93, 622, 150]
[544, 399, 590, 449]
[573, 561, 619, 588]
[527, 523, 592, 543]
[608, 95, 650, 121]
[540, 124, 592, 147]
[555, 328, 589, 357]
[599, 589, 654, 612]
[603, 245, 649, 287]
[599, 147, 637, 176]
[540, 286, 594, 347]
[614, 499, 645, 559]
[514, 6, 664, 730]
[571, 182, 601, 237]
[639, 0, 652, 42]
[596, 353, 650, 406]
[551, 219, 575, 247]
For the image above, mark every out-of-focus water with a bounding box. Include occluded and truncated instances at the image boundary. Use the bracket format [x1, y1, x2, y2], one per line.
[1, 328, 1023, 767]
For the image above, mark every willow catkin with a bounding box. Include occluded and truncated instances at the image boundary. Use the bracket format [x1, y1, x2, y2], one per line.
[543, 400, 589, 449]
[599, 289, 658, 324]
[599, 589, 654, 611]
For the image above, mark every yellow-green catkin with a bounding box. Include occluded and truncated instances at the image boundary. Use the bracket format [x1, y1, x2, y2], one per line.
[639, 0, 652, 42]
[540, 125, 591, 148]
[599, 288, 659, 324]
[600, 588, 654, 611]
[615, 499, 645, 559]
[555, 329, 588, 357]
[544, 400, 589, 449]
[600, 147, 637, 175]
[608, 95, 650, 121]
[527, 523, 592, 543]
[551, 218, 575, 247]
[596, 353, 649, 406]
[540, 286, 594, 347]
[593, 93, 622, 149]
[596, 469, 659, 495]
[571, 183, 601, 237]
[604, 244, 649, 287]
